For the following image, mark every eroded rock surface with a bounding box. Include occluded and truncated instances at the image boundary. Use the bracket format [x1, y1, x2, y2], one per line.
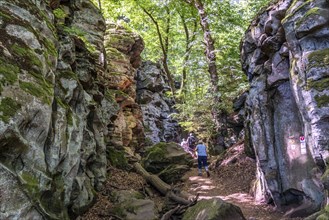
[142, 142, 193, 184]
[241, 0, 329, 217]
[0, 0, 144, 219]
[136, 61, 181, 144]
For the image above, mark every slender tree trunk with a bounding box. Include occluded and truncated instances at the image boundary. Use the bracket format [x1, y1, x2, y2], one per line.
[193, 0, 219, 98]
[186, 0, 226, 151]
[98, 0, 102, 11]
[141, 6, 175, 95]
[162, 6, 175, 95]
[179, 12, 197, 97]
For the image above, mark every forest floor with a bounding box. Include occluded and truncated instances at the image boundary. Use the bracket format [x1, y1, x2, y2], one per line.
[81, 142, 302, 220]
[180, 142, 301, 220]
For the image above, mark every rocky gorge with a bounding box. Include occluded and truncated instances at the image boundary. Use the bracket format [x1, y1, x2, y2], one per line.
[0, 0, 329, 219]
[0, 0, 184, 219]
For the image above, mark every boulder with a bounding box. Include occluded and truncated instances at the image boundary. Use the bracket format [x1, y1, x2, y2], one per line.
[110, 190, 157, 220]
[142, 142, 193, 183]
[182, 198, 246, 220]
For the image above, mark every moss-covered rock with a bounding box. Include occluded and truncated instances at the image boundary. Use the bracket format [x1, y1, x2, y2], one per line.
[19, 171, 41, 200]
[307, 48, 329, 71]
[0, 97, 22, 123]
[158, 164, 190, 184]
[107, 147, 128, 169]
[142, 142, 193, 182]
[19, 80, 53, 105]
[0, 57, 19, 92]
[307, 77, 329, 92]
[110, 190, 157, 220]
[314, 94, 329, 108]
[183, 198, 246, 220]
[62, 26, 96, 53]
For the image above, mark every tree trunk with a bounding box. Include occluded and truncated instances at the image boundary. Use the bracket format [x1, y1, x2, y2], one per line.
[98, 0, 102, 11]
[187, 0, 223, 145]
[179, 12, 197, 97]
[141, 6, 175, 95]
[133, 162, 190, 205]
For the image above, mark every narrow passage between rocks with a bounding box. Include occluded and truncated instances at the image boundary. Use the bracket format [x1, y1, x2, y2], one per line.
[180, 142, 303, 220]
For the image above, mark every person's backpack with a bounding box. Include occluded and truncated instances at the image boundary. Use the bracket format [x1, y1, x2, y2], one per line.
[188, 136, 196, 147]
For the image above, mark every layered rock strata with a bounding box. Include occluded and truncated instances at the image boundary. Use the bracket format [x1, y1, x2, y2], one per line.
[0, 0, 144, 219]
[241, 0, 329, 217]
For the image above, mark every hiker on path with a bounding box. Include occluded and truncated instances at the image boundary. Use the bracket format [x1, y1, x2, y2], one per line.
[180, 138, 188, 152]
[195, 140, 210, 177]
[187, 133, 197, 158]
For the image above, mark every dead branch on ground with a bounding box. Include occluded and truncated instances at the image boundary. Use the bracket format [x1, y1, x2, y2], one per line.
[133, 162, 191, 205]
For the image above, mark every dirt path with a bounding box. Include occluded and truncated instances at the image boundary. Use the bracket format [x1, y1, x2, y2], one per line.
[180, 167, 289, 220]
[179, 141, 303, 220]
[82, 142, 303, 220]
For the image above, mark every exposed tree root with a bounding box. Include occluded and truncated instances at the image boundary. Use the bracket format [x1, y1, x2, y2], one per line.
[133, 162, 191, 205]
[160, 194, 199, 220]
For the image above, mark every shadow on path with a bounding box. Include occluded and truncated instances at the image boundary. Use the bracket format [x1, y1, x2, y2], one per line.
[181, 168, 301, 220]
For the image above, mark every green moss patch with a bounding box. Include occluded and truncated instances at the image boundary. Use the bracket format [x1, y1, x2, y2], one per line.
[42, 38, 58, 58]
[183, 198, 244, 220]
[107, 34, 134, 48]
[295, 7, 321, 28]
[307, 77, 329, 92]
[62, 26, 96, 53]
[0, 58, 19, 91]
[57, 70, 78, 80]
[67, 108, 73, 126]
[19, 81, 53, 105]
[0, 9, 12, 21]
[142, 142, 192, 174]
[284, 0, 312, 21]
[20, 171, 40, 200]
[106, 48, 125, 60]
[11, 43, 42, 68]
[53, 8, 67, 20]
[104, 89, 117, 102]
[314, 94, 329, 108]
[144, 142, 167, 162]
[107, 147, 128, 169]
[307, 48, 329, 71]
[0, 97, 22, 123]
[107, 89, 130, 100]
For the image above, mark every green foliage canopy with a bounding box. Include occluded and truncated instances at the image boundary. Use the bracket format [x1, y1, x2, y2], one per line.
[92, 0, 270, 139]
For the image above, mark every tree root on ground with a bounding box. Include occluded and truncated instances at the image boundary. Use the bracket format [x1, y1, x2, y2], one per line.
[160, 194, 199, 220]
[133, 162, 193, 206]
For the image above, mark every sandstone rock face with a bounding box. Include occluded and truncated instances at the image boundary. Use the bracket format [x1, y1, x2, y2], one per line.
[136, 61, 181, 144]
[0, 1, 144, 219]
[241, 0, 329, 217]
[104, 23, 145, 153]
